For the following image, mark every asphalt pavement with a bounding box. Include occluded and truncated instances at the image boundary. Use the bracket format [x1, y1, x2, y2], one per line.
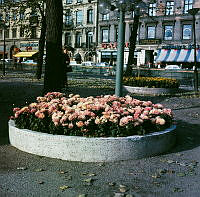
[0, 76, 200, 197]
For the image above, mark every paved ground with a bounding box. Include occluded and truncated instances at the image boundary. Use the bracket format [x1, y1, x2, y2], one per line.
[0, 75, 200, 197]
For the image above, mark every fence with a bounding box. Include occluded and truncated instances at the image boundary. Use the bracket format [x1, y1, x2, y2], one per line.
[132, 68, 200, 86]
[1, 62, 200, 87]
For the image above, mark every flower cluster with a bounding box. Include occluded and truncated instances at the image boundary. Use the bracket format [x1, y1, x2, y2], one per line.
[11, 92, 173, 137]
[123, 77, 180, 89]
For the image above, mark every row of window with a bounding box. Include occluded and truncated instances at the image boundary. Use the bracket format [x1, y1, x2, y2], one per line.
[0, 27, 37, 39]
[147, 24, 192, 40]
[65, 31, 93, 48]
[149, 0, 193, 16]
[65, 9, 93, 26]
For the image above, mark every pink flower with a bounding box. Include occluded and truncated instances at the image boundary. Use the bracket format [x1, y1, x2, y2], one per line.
[76, 121, 84, 127]
[155, 116, 166, 125]
[35, 111, 45, 119]
[68, 123, 74, 129]
[95, 117, 101, 125]
[153, 104, 163, 109]
[13, 107, 20, 112]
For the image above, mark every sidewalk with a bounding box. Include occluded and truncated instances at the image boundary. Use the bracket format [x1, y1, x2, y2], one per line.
[0, 78, 200, 197]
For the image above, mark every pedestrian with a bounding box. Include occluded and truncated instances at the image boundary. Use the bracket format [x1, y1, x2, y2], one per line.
[63, 48, 71, 87]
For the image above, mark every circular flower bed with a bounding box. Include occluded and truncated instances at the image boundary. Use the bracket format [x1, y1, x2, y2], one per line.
[123, 77, 180, 89]
[11, 92, 174, 137]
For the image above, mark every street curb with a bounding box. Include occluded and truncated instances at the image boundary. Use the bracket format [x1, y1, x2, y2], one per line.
[9, 120, 176, 162]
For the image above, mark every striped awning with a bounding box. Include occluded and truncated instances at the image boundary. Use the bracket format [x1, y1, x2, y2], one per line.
[13, 51, 38, 58]
[155, 49, 200, 62]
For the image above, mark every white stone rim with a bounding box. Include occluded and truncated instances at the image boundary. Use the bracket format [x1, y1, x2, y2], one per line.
[9, 120, 176, 162]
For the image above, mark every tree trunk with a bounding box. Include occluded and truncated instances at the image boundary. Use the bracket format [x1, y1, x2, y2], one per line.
[43, 0, 64, 93]
[36, 15, 46, 79]
[124, 14, 140, 76]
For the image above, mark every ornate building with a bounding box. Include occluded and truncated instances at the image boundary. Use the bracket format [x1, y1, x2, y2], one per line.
[1, 0, 200, 68]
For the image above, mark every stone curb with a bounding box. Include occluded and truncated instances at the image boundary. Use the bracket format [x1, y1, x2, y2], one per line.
[123, 85, 178, 95]
[9, 120, 176, 162]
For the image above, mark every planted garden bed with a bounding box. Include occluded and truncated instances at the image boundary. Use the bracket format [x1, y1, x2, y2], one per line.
[9, 92, 176, 162]
[123, 77, 180, 95]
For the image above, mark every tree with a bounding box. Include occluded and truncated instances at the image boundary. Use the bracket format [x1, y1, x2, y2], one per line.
[43, 0, 64, 93]
[0, 0, 46, 79]
[124, 14, 140, 76]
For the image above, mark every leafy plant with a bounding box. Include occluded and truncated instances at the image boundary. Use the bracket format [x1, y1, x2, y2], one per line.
[11, 92, 174, 137]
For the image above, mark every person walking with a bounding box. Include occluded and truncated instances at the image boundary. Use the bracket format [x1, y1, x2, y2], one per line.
[63, 48, 71, 87]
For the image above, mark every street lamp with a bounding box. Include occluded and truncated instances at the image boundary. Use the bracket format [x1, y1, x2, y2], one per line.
[188, 8, 199, 92]
[98, 0, 147, 97]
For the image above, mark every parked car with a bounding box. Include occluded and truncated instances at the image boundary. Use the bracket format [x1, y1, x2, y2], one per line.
[69, 61, 81, 66]
[81, 61, 96, 67]
[96, 62, 112, 67]
[21, 60, 37, 65]
[165, 65, 181, 70]
[0, 59, 13, 63]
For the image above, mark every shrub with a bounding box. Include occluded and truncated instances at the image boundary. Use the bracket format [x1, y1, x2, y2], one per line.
[123, 77, 180, 88]
[11, 92, 174, 137]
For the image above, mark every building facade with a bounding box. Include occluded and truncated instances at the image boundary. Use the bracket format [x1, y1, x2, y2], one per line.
[1, 0, 200, 68]
[0, 3, 41, 60]
[62, 0, 98, 62]
[138, 0, 200, 68]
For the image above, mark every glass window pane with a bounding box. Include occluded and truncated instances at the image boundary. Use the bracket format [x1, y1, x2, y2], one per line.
[102, 29, 109, 42]
[164, 25, 173, 40]
[183, 24, 192, 39]
[147, 26, 155, 39]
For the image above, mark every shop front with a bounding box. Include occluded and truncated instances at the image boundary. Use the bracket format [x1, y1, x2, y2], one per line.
[155, 45, 200, 69]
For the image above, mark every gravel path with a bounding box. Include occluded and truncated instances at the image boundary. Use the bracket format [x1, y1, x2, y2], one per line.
[0, 76, 200, 197]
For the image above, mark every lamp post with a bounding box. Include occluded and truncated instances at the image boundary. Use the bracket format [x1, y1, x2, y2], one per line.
[188, 8, 199, 92]
[98, 0, 147, 97]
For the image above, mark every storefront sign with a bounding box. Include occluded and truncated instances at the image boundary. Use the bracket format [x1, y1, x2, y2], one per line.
[162, 44, 200, 49]
[20, 43, 39, 48]
[139, 39, 161, 45]
[101, 42, 129, 49]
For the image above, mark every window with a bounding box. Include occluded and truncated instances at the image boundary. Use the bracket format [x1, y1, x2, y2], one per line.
[77, 0, 82, 3]
[184, 0, 193, 14]
[5, 29, 9, 38]
[0, 0, 4, 4]
[65, 10, 72, 25]
[183, 24, 192, 39]
[19, 11, 25, 20]
[65, 32, 71, 46]
[66, 0, 72, 4]
[0, 30, 2, 39]
[165, 1, 174, 15]
[76, 10, 83, 26]
[31, 27, 36, 39]
[13, 12, 17, 20]
[87, 9, 93, 24]
[6, 14, 10, 21]
[20, 27, 24, 37]
[147, 26, 156, 39]
[164, 25, 173, 40]
[115, 26, 118, 42]
[86, 31, 93, 48]
[75, 32, 82, 47]
[12, 28, 17, 38]
[102, 28, 109, 43]
[148, 3, 156, 16]
[102, 13, 109, 21]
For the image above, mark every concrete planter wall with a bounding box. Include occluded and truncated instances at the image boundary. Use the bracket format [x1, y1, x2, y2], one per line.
[9, 120, 176, 162]
[123, 85, 178, 95]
